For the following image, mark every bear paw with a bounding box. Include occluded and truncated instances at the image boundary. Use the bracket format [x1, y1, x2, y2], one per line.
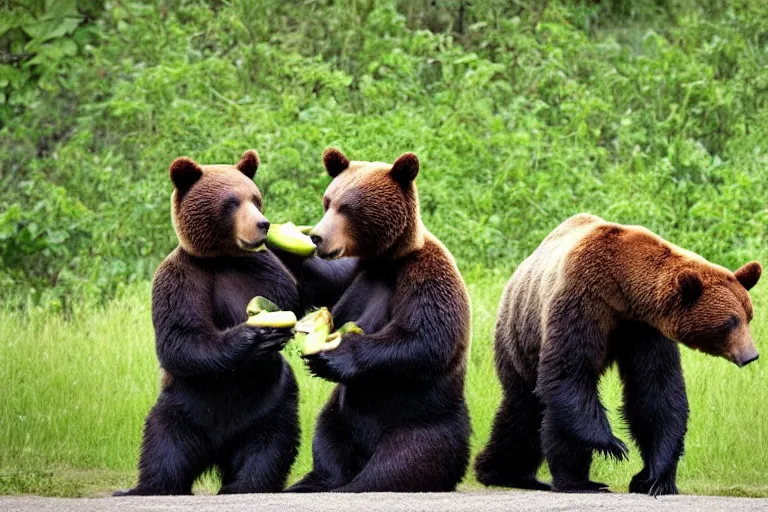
[552, 479, 611, 493]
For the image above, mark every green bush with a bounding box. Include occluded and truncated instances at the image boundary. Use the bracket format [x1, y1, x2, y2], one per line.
[1, 0, 767, 310]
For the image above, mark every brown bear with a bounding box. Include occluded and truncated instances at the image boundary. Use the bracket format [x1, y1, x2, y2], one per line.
[475, 213, 761, 496]
[278, 148, 472, 492]
[115, 150, 301, 496]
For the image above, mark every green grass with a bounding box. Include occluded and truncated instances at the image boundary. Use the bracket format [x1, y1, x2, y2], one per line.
[2, 270, 767, 497]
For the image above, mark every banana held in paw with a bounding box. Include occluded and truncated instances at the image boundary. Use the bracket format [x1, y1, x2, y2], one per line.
[246, 311, 297, 328]
[295, 312, 366, 355]
[266, 222, 316, 256]
[245, 296, 296, 328]
[296, 308, 338, 355]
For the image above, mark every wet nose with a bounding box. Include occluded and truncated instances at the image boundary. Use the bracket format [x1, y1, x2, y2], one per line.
[736, 347, 759, 367]
[258, 220, 270, 232]
[310, 234, 322, 245]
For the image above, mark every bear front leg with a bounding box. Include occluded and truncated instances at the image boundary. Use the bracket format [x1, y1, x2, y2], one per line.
[540, 425, 608, 493]
[536, 301, 628, 492]
[614, 322, 688, 496]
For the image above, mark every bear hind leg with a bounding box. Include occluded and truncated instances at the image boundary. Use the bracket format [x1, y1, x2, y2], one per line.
[333, 415, 470, 492]
[285, 400, 361, 493]
[218, 403, 299, 494]
[475, 371, 549, 490]
[114, 403, 211, 496]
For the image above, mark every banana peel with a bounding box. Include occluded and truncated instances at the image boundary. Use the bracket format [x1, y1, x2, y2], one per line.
[295, 310, 363, 356]
[266, 222, 316, 256]
[246, 296, 280, 316]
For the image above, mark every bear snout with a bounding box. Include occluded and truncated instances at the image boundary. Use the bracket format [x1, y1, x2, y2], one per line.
[734, 345, 759, 367]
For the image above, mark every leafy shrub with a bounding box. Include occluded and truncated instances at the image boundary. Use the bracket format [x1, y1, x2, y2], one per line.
[1, 0, 767, 310]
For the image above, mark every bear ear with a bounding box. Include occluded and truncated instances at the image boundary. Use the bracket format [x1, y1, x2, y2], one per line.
[734, 261, 762, 291]
[323, 147, 350, 178]
[677, 270, 703, 307]
[390, 152, 419, 183]
[169, 157, 203, 192]
[236, 149, 260, 179]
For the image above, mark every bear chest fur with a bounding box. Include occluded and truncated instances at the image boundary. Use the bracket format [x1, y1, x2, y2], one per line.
[209, 253, 299, 330]
[332, 267, 396, 334]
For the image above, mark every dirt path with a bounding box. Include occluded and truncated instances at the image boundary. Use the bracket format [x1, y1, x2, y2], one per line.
[2, 491, 768, 512]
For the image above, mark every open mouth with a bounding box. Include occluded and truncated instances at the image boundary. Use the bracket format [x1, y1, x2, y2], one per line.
[237, 238, 267, 252]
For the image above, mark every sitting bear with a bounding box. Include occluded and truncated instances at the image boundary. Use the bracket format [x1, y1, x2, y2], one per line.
[282, 148, 472, 492]
[115, 151, 300, 496]
[475, 213, 761, 496]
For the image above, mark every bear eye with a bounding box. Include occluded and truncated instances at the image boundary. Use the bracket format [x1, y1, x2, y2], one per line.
[323, 196, 330, 212]
[722, 315, 740, 332]
[223, 196, 240, 212]
[252, 194, 262, 209]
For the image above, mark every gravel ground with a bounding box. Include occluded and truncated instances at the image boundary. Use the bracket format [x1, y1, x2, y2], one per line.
[2, 491, 768, 512]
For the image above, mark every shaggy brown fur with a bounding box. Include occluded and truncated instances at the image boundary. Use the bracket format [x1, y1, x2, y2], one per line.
[284, 148, 472, 493]
[475, 213, 761, 496]
[117, 150, 300, 496]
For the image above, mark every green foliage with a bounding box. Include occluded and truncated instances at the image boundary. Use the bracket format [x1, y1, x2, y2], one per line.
[1, 0, 768, 310]
[0, 0, 103, 120]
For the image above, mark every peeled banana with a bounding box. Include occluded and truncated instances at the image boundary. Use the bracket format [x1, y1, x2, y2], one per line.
[246, 311, 297, 328]
[245, 296, 297, 328]
[266, 222, 316, 256]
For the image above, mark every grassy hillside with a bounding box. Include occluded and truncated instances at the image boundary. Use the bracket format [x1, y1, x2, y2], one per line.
[1, 0, 767, 498]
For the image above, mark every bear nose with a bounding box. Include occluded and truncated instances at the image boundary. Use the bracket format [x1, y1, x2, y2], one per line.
[258, 220, 270, 232]
[735, 346, 759, 367]
[310, 234, 323, 246]
[738, 352, 759, 367]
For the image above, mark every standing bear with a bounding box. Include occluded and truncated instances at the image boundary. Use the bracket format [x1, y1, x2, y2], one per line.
[116, 151, 301, 496]
[475, 213, 761, 496]
[282, 148, 472, 493]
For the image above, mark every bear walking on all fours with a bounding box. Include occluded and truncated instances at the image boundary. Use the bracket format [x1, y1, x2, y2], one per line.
[281, 148, 472, 493]
[475, 213, 761, 496]
[115, 151, 301, 496]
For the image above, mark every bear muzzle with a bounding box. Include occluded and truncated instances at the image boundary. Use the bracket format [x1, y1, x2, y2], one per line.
[310, 234, 343, 260]
[234, 202, 270, 252]
[733, 344, 759, 368]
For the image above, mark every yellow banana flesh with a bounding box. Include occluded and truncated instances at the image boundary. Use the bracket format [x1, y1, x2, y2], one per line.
[266, 222, 316, 256]
[246, 311, 297, 328]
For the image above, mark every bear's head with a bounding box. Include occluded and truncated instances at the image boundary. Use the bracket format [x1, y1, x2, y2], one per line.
[169, 150, 269, 258]
[661, 260, 761, 367]
[309, 148, 424, 260]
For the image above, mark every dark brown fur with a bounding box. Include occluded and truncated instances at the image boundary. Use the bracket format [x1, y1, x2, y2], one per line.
[284, 149, 472, 492]
[116, 151, 300, 496]
[476, 213, 761, 496]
